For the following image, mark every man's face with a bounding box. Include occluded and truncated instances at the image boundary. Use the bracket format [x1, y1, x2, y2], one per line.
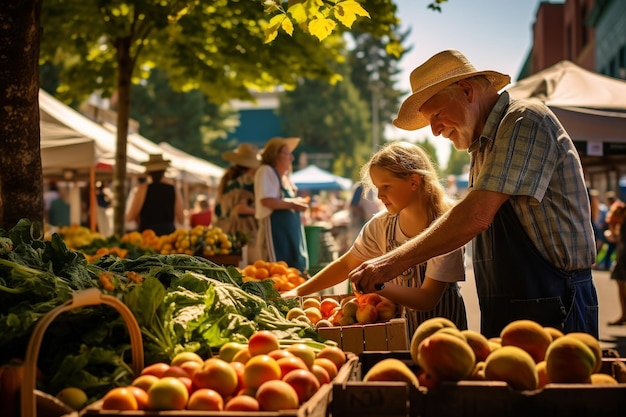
[419, 83, 476, 151]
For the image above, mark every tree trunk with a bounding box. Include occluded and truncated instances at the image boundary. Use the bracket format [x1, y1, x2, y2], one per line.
[0, 1, 44, 232]
[112, 37, 132, 238]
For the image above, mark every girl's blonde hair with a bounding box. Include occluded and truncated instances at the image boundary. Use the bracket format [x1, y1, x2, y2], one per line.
[360, 141, 452, 222]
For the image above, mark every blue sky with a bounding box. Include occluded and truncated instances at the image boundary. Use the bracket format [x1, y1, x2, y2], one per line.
[387, 0, 553, 166]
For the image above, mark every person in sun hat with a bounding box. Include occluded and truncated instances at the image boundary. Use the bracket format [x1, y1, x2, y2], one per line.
[349, 49, 598, 338]
[214, 143, 262, 262]
[126, 153, 184, 236]
[254, 137, 309, 272]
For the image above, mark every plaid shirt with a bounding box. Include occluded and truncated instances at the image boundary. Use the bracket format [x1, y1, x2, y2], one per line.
[469, 92, 596, 270]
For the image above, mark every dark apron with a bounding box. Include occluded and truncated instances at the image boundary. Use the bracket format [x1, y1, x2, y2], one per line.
[268, 169, 308, 271]
[473, 201, 598, 338]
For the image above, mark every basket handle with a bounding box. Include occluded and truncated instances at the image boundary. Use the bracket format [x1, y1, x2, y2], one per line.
[21, 287, 144, 417]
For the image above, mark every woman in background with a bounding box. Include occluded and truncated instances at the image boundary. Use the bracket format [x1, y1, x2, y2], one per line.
[254, 137, 309, 272]
[126, 154, 184, 236]
[215, 143, 261, 261]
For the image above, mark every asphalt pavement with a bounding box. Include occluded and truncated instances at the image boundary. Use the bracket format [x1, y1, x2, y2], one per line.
[460, 251, 626, 357]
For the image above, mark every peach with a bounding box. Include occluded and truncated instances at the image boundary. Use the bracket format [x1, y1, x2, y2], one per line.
[285, 343, 316, 369]
[140, 362, 170, 378]
[131, 374, 159, 392]
[590, 373, 618, 384]
[567, 332, 602, 373]
[224, 394, 260, 411]
[468, 361, 486, 380]
[341, 299, 359, 318]
[460, 329, 492, 362]
[255, 380, 300, 411]
[267, 348, 294, 361]
[316, 319, 333, 328]
[302, 297, 321, 310]
[126, 386, 149, 410]
[543, 326, 565, 341]
[282, 369, 320, 403]
[410, 317, 457, 362]
[311, 363, 331, 385]
[313, 357, 338, 380]
[248, 330, 280, 357]
[375, 300, 397, 321]
[277, 355, 309, 378]
[147, 376, 189, 410]
[545, 335, 595, 383]
[243, 354, 282, 390]
[170, 351, 203, 367]
[536, 360, 550, 388]
[358, 293, 382, 306]
[56, 387, 88, 410]
[232, 348, 252, 364]
[339, 315, 356, 326]
[320, 298, 341, 318]
[500, 319, 552, 363]
[178, 360, 202, 378]
[286, 307, 307, 321]
[162, 365, 189, 379]
[101, 387, 139, 411]
[218, 341, 247, 362]
[417, 332, 475, 381]
[192, 358, 239, 398]
[304, 306, 323, 324]
[229, 360, 245, 392]
[316, 346, 347, 371]
[355, 303, 378, 324]
[363, 358, 419, 387]
[484, 345, 538, 391]
[187, 388, 224, 411]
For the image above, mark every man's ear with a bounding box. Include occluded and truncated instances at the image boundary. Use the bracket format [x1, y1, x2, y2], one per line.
[457, 79, 474, 102]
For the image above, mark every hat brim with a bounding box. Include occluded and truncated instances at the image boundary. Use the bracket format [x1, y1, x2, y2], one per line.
[142, 161, 171, 172]
[393, 70, 511, 131]
[221, 151, 261, 168]
[262, 137, 300, 155]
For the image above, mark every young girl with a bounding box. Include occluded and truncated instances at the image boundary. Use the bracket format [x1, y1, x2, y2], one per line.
[283, 141, 468, 335]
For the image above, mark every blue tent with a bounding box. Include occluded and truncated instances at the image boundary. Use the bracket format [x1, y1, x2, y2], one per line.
[292, 165, 353, 191]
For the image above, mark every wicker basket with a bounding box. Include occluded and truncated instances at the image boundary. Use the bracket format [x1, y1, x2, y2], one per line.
[21, 287, 144, 417]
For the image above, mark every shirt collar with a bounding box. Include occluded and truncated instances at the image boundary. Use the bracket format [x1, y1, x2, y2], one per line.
[468, 91, 511, 154]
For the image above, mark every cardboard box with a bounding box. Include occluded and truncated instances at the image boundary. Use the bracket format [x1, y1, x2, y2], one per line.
[331, 351, 626, 417]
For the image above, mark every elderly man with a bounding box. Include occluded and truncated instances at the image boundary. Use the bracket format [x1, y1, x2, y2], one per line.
[349, 50, 598, 338]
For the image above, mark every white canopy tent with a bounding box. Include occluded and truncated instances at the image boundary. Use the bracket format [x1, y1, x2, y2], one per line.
[506, 61, 626, 172]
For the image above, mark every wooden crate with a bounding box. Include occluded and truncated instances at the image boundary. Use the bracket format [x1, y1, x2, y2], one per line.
[317, 318, 408, 355]
[330, 352, 626, 417]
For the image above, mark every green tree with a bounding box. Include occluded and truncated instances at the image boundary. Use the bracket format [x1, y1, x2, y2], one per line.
[39, 0, 401, 236]
[445, 144, 470, 176]
[278, 63, 373, 180]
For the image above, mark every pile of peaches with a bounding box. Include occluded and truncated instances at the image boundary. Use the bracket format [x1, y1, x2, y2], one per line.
[287, 293, 400, 328]
[98, 330, 347, 411]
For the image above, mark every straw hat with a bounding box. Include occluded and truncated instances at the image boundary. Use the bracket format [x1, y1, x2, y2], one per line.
[141, 153, 171, 172]
[221, 143, 261, 168]
[393, 50, 511, 130]
[261, 137, 300, 157]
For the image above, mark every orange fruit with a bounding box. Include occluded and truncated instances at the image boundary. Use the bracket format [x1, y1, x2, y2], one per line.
[242, 265, 257, 277]
[255, 268, 270, 279]
[270, 263, 288, 276]
[253, 260, 268, 269]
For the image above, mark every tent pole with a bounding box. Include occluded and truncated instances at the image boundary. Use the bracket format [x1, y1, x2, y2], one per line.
[90, 166, 97, 232]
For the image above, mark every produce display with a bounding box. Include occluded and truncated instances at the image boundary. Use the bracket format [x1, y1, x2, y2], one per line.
[91, 331, 347, 411]
[369, 317, 626, 389]
[0, 219, 336, 410]
[286, 293, 401, 328]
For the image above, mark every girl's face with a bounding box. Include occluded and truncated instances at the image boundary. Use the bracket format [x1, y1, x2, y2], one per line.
[369, 165, 419, 215]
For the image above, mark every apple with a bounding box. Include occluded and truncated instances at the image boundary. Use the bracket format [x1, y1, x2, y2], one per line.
[187, 388, 224, 411]
[192, 358, 239, 398]
[170, 351, 203, 367]
[282, 369, 320, 403]
[243, 354, 282, 390]
[140, 362, 170, 378]
[248, 330, 280, 356]
[276, 356, 309, 378]
[255, 380, 299, 411]
[147, 377, 189, 410]
[179, 360, 202, 378]
[162, 365, 189, 379]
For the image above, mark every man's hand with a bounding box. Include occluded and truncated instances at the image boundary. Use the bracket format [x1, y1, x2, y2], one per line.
[348, 252, 400, 293]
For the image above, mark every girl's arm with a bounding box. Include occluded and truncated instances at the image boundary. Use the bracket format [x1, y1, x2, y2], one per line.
[377, 277, 449, 311]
